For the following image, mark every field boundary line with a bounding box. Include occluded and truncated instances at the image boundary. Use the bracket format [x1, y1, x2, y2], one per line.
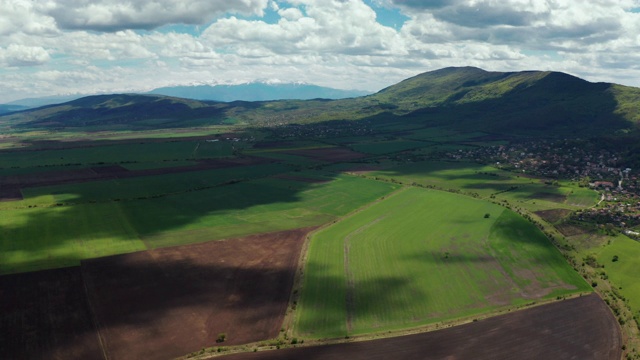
[80, 265, 110, 360]
[285, 186, 408, 339]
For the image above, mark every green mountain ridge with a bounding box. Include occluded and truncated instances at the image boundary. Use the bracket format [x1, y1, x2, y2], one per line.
[1, 67, 639, 137]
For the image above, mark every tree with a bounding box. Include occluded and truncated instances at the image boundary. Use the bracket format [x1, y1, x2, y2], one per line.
[612, 255, 619, 262]
[484, 213, 491, 219]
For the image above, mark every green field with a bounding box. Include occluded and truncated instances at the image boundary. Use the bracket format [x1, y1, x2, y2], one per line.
[593, 235, 640, 318]
[0, 202, 146, 274]
[368, 160, 597, 211]
[16, 163, 291, 206]
[295, 187, 590, 338]
[0, 140, 239, 169]
[0, 173, 398, 274]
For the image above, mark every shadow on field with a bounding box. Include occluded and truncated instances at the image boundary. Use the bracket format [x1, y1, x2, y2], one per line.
[0, 165, 350, 273]
[0, 227, 436, 360]
[375, 163, 570, 202]
[1, 229, 307, 360]
[300, 262, 423, 337]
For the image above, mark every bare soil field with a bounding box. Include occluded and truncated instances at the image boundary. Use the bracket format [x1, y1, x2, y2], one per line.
[218, 293, 620, 360]
[340, 165, 384, 175]
[90, 165, 130, 174]
[82, 228, 311, 360]
[529, 191, 567, 203]
[0, 185, 23, 200]
[534, 208, 572, 223]
[252, 141, 297, 149]
[282, 147, 366, 162]
[557, 223, 591, 237]
[0, 267, 104, 360]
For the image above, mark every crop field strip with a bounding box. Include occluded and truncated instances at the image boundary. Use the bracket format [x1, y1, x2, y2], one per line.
[295, 187, 591, 338]
[221, 293, 620, 360]
[0, 139, 240, 169]
[0, 156, 278, 202]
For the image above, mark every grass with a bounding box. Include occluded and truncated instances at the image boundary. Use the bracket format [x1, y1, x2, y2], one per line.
[17, 163, 291, 205]
[1, 173, 399, 274]
[368, 160, 597, 211]
[0, 140, 240, 169]
[131, 174, 400, 248]
[0, 202, 146, 274]
[592, 235, 640, 317]
[295, 187, 590, 338]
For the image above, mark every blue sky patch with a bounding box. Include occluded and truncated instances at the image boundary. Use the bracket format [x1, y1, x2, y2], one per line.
[365, 0, 410, 29]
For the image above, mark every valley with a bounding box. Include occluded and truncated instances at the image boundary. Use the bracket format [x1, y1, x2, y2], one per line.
[1, 67, 639, 359]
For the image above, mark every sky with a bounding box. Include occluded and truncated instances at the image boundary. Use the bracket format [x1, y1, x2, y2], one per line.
[1, 0, 640, 103]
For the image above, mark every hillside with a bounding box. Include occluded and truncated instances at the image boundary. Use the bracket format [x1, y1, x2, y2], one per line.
[2, 67, 640, 137]
[0, 94, 236, 130]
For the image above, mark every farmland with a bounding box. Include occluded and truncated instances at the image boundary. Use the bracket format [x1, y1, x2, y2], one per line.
[0, 228, 310, 360]
[221, 294, 620, 360]
[364, 160, 598, 211]
[1, 70, 637, 359]
[0, 139, 241, 170]
[295, 187, 590, 338]
[1, 170, 398, 274]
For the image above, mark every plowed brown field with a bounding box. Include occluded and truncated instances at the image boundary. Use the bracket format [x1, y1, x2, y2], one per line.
[0, 228, 311, 360]
[219, 293, 620, 360]
[0, 267, 104, 360]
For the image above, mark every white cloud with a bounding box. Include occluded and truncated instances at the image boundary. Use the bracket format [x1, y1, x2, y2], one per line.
[57, 0, 269, 31]
[0, 44, 51, 66]
[202, 0, 405, 56]
[0, 0, 59, 36]
[2, 0, 640, 103]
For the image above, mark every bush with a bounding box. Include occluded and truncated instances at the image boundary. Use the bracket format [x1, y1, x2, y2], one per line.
[216, 333, 227, 343]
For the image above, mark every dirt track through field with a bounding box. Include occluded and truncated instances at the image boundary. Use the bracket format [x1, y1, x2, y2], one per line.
[219, 293, 621, 360]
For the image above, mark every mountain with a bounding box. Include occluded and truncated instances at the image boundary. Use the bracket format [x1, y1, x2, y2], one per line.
[2, 67, 639, 137]
[148, 83, 370, 101]
[367, 67, 640, 135]
[0, 104, 29, 115]
[0, 94, 240, 130]
[4, 95, 84, 109]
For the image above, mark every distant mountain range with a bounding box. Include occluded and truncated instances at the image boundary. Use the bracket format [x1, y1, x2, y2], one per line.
[147, 83, 370, 101]
[2, 67, 639, 139]
[0, 95, 84, 114]
[0, 83, 370, 115]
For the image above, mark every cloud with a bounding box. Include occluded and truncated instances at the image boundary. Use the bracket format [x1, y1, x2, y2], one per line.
[0, 0, 59, 36]
[0, 44, 50, 66]
[201, 0, 405, 57]
[2, 0, 640, 103]
[44, 0, 270, 32]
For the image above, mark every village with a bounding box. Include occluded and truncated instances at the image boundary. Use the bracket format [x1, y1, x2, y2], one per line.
[444, 139, 640, 236]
